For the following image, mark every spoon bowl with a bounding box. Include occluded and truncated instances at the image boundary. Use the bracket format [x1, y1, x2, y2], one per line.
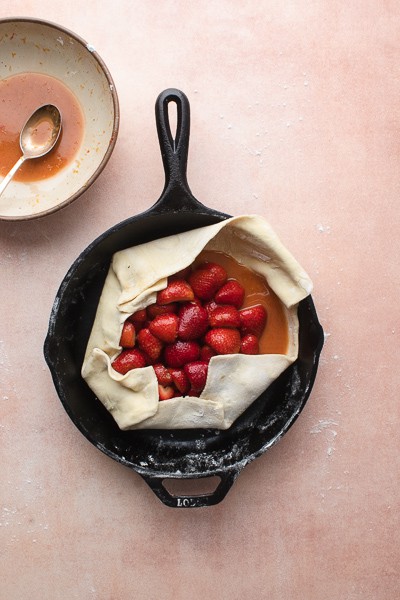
[21, 104, 62, 159]
[0, 103, 62, 196]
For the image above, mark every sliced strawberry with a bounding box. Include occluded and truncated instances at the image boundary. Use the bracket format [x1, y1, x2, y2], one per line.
[137, 327, 164, 361]
[157, 279, 194, 305]
[188, 262, 227, 301]
[147, 302, 178, 319]
[111, 348, 147, 374]
[204, 328, 241, 355]
[209, 305, 241, 328]
[153, 363, 173, 385]
[215, 279, 245, 308]
[149, 313, 179, 343]
[128, 309, 147, 328]
[239, 305, 267, 337]
[119, 321, 136, 348]
[158, 384, 175, 401]
[200, 344, 217, 362]
[184, 361, 208, 392]
[169, 368, 190, 394]
[164, 340, 201, 368]
[178, 303, 209, 341]
[240, 333, 259, 355]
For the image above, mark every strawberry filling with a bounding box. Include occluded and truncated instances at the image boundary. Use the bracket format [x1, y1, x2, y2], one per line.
[111, 259, 268, 400]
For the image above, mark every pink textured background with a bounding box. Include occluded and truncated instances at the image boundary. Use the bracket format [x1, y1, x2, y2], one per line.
[1, 2, 399, 598]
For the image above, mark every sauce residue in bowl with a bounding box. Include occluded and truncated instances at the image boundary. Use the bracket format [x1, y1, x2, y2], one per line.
[0, 72, 84, 182]
[195, 250, 289, 355]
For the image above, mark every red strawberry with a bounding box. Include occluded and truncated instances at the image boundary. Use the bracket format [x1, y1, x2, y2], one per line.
[112, 348, 147, 374]
[188, 262, 227, 300]
[200, 344, 217, 362]
[209, 305, 241, 328]
[204, 300, 218, 317]
[204, 328, 241, 355]
[239, 305, 267, 337]
[164, 340, 200, 368]
[187, 388, 200, 397]
[149, 313, 179, 343]
[215, 279, 245, 308]
[128, 309, 147, 328]
[153, 363, 172, 385]
[184, 361, 209, 392]
[169, 266, 192, 281]
[119, 321, 136, 348]
[240, 333, 259, 355]
[169, 368, 190, 394]
[178, 303, 209, 341]
[157, 279, 194, 305]
[147, 302, 178, 319]
[158, 384, 175, 401]
[137, 327, 163, 361]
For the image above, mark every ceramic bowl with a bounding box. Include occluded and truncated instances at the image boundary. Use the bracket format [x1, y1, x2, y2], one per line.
[0, 18, 119, 220]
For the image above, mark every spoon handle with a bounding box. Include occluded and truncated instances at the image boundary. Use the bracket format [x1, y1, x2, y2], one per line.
[0, 155, 26, 196]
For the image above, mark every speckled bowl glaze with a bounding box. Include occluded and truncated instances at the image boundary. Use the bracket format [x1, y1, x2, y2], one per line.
[0, 18, 119, 220]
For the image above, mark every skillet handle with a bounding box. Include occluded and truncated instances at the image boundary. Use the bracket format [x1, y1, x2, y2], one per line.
[154, 88, 205, 212]
[140, 469, 241, 508]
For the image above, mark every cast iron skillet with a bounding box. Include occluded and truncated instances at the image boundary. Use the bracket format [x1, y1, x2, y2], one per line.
[44, 88, 324, 508]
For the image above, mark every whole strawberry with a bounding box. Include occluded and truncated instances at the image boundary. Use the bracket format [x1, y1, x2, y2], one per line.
[214, 279, 245, 308]
[200, 344, 217, 363]
[188, 262, 227, 301]
[149, 312, 179, 343]
[157, 279, 194, 304]
[112, 348, 147, 374]
[205, 328, 241, 355]
[178, 303, 209, 340]
[209, 305, 241, 328]
[119, 321, 136, 348]
[153, 363, 173, 385]
[137, 327, 164, 362]
[128, 309, 147, 329]
[239, 305, 267, 337]
[169, 368, 190, 395]
[184, 361, 209, 393]
[164, 340, 201, 368]
[147, 302, 178, 319]
[240, 333, 259, 355]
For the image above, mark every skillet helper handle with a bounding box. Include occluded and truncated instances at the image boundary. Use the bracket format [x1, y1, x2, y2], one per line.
[140, 469, 241, 508]
[155, 88, 204, 211]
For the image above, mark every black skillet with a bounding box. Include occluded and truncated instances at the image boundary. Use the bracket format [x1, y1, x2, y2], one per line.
[44, 88, 324, 508]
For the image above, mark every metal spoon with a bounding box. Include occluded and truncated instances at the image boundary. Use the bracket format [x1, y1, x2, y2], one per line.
[0, 104, 62, 196]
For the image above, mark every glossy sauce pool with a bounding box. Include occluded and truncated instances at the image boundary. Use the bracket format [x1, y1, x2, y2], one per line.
[195, 250, 289, 355]
[0, 72, 84, 182]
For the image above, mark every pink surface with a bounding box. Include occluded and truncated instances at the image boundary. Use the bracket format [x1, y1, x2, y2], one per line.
[1, 2, 399, 598]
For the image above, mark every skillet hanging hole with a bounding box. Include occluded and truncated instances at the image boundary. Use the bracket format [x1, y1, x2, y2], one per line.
[166, 99, 179, 150]
[162, 475, 221, 499]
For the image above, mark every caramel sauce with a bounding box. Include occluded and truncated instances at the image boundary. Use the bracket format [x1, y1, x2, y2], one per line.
[195, 250, 289, 355]
[0, 72, 84, 182]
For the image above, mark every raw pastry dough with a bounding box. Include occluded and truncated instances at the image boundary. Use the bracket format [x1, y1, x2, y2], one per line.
[81, 215, 312, 430]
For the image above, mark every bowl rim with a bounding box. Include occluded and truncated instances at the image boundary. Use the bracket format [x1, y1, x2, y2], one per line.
[0, 16, 120, 222]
